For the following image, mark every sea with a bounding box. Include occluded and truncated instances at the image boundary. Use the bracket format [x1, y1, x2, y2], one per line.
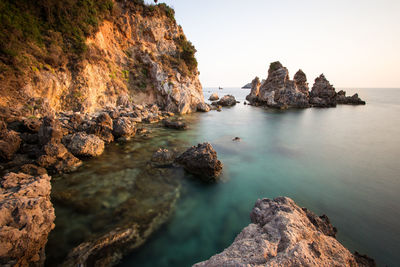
[46, 88, 400, 267]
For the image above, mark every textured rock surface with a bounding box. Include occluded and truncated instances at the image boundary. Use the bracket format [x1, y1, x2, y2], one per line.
[246, 77, 261, 103]
[256, 62, 310, 108]
[294, 69, 309, 96]
[175, 142, 223, 181]
[310, 74, 337, 107]
[163, 119, 187, 130]
[67, 132, 105, 158]
[0, 126, 21, 161]
[194, 197, 375, 267]
[0, 2, 204, 116]
[0, 172, 55, 266]
[209, 93, 219, 101]
[216, 95, 237, 107]
[112, 117, 136, 138]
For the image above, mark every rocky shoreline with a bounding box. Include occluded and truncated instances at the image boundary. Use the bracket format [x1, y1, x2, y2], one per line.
[194, 197, 375, 267]
[246, 62, 366, 109]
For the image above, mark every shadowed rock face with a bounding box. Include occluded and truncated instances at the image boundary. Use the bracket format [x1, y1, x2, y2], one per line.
[216, 95, 237, 107]
[0, 172, 55, 266]
[194, 197, 375, 267]
[310, 74, 337, 107]
[175, 142, 223, 181]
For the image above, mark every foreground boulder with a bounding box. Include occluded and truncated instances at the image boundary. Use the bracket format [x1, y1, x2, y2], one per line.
[175, 143, 223, 181]
[194, 197, 375, 267]
[196, 102, 211, 112]
[151, 148, 176, 167]
[0, 172, 55, 266]
[112, 117, 136, 139]
[67, 132, 105, 158]
[216, 95, 237, 107]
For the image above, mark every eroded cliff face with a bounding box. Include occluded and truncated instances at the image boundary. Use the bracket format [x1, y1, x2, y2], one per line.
[1, 1, 204, 116]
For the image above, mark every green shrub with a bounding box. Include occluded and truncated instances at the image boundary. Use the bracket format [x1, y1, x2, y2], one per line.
[173, 35, 198, 75]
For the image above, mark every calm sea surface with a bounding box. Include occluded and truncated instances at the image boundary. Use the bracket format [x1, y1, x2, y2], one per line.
[48, 88, 400, 267]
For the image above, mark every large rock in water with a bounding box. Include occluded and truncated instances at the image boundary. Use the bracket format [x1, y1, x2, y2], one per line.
[249, 62, 310, 108]
[209, 93, 219, 101]
[0, 172, 55, 266]
[216, 95, 237, 107]
[67, 132, 105, 158]
[194, 197, 375, 267]
[175, 143, 223, 181]
[310, 74, 337, 107]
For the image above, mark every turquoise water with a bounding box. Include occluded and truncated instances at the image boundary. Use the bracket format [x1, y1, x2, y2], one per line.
[119, 88, 400, 267]
[47, 88, 400, 266]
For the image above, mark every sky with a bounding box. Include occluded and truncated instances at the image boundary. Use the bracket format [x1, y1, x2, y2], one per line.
[145, 0, 400, 88]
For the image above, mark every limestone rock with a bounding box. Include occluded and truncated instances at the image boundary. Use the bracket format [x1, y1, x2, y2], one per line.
[246, 77, 261, 103]
[88, 113, 114, 143]
[217, 95, 237, 107]
[0, 128, 21, 161]
[310, 74, 337, 107]
[194, 197, 375, 267]
[112, 117, 136, 138]
[0, 172, 55, 266]
[196, 102, 211, 112]
[294, 69, 309, 95]
[256, 62, 310, 108]
[209, 93, 219, 101]
[38, 116, 64, 145]
[67, 132, 105, 158]
[175, 142, 223, 181]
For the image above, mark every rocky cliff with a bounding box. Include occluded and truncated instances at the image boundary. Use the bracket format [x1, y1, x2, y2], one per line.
[0, 0, 204, 117]
[194, 197, 375, 267]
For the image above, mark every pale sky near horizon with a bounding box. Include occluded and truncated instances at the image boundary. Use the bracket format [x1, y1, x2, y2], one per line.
[145, 0, 400, 88]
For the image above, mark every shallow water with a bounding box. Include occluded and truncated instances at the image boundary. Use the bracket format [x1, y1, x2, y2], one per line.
[47, 88, 400, 266]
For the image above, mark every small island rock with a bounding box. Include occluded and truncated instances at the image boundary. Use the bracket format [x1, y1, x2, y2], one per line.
[175, 142, 223, 181]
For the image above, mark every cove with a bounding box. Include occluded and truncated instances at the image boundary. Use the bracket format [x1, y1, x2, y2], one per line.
[46, 88, 400, 267]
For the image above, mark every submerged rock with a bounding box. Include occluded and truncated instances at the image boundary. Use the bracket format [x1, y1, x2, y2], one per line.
[255, 62, 310, 109]
[0, 172, 55, 266]
[163, 120, 188, 130]
[151, 148, 176, 167]
[175, 143, 223, 181]
[217, 95, 237, 107]
[194, 197, 375, 267]
[209, 93, 219, 101]
[67, 132, 105, 158]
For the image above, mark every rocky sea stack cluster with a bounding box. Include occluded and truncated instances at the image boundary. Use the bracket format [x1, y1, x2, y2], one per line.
[246, 62, 366, 109]
[195, 197, 375, 267]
